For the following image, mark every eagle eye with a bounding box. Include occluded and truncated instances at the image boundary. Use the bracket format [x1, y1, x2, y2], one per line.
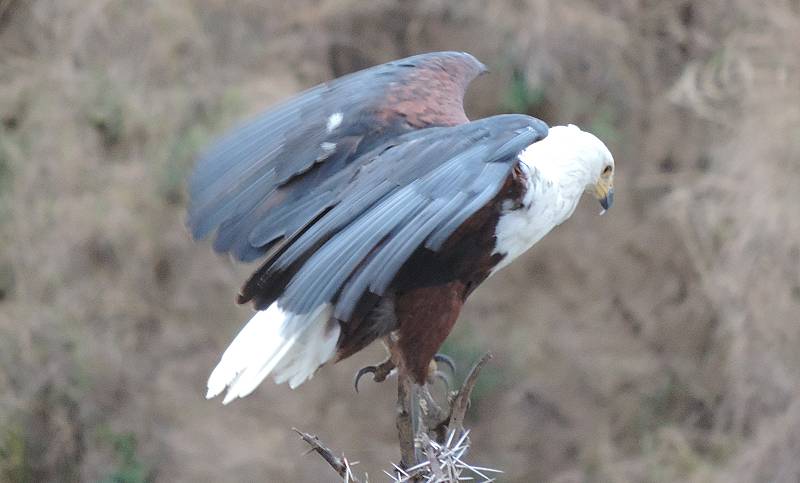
[602, 165, 613, 176]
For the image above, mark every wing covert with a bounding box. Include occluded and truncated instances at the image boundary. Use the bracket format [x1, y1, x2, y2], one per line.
[187, 51, 487, 261]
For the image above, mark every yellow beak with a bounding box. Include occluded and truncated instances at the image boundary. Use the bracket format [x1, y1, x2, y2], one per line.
[593, 177, 614, 210]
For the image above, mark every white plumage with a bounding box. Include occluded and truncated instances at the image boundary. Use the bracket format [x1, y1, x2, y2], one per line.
[491, 125, 614, 275]
[206, 303, 338, 404]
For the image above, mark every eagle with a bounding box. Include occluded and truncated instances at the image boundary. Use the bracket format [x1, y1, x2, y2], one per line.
[188, 51, 614, 404]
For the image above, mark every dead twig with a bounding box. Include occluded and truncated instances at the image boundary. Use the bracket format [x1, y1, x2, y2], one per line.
[448, 352, 493, 434]
[293, 428, 360, 483]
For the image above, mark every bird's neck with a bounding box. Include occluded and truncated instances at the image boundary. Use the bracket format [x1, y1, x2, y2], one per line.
[489, 160, 589, 277]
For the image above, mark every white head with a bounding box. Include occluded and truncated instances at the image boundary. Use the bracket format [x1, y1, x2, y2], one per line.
[519, 124, 615, 210]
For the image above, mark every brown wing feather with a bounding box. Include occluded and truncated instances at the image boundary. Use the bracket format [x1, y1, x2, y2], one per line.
[378, 53, 486, 127]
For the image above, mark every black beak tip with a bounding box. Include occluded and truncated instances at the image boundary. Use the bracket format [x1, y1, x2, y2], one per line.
[600, 189, 614, 210]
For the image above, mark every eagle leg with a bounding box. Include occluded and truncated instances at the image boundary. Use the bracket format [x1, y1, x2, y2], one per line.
[353, 358, 396, 393]
[354, 353, 455, 393]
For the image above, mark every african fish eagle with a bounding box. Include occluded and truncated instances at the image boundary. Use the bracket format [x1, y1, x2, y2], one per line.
[187, 51, 615, 404]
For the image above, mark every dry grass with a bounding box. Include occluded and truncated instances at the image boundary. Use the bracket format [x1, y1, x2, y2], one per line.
[1, 0, 799, 481]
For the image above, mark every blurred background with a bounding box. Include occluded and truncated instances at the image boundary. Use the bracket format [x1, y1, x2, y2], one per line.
[1, 0, 799, 481]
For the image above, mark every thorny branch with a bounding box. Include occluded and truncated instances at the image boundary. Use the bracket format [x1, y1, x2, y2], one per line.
[447, 352, 493, 434]
[293, 428, 361, 483]
[295, 352, 497, 482]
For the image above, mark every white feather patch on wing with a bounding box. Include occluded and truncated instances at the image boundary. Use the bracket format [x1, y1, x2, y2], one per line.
[206, 303, 337, 404]
[326, 112, 343, 132]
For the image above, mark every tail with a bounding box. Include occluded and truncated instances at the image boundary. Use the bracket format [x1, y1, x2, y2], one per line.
[206, 302, 339, 404]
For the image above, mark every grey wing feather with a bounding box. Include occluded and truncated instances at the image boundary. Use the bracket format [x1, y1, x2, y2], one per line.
[187, 51, 486, 261]
[269, 114, 548, 321]
[281, 188, 428, 313]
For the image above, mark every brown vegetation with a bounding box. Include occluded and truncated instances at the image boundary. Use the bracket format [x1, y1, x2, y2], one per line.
[1, 0, 798, 481]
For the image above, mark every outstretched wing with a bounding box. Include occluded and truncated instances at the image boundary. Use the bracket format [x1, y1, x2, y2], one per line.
[188, 51, 487, 261]
[238, 114, 549, 323]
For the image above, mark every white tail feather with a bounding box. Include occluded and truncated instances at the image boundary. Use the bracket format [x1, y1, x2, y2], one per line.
[273, 315, 340, 389]
[206, 303, 338, 404]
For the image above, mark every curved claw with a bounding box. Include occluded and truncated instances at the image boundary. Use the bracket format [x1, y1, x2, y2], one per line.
[433, 353, 457, 376]
[354, 366, 378, 393]
[353, 359, 396, 393]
